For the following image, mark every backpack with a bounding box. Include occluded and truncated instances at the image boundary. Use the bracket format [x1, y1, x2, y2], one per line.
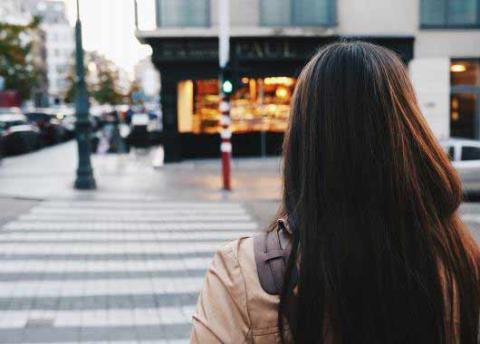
[253, 218, 299, 294]
[253, 219, 299, 337]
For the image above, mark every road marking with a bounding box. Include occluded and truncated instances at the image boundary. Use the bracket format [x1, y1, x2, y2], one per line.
[0, 242, 225, 254]
[31, 207, 248, 215]
[0, 277, 204, 297]
[40, 201, 245, 210]
[20, 213, 253, 222]
[4, 221, 258, 231]
[0, 257, 212, 273]
[0, 199, 260, 342]
[0, 306, 195, 328]
[0, 231, 252, 241]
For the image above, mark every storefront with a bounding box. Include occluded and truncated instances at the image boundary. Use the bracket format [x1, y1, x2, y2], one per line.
[178, 77, 293, 135]
[142, 35, 414, 161]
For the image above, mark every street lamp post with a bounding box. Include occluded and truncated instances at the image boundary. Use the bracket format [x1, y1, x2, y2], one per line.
[74, 0, 96, 190]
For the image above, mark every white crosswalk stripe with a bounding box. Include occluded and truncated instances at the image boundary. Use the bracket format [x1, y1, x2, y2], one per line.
[19, 213, 253, 222]
[41, 201, 245, 209]
[0, 257, 213, 273]
[0, 306, 195, 328]
[0, 199, 259, 343]
[0, 242, 227, 254]
[31, 207, 248, 215]
[4, 221, 257, 231]
[0, 230, 252, 241]
[0, 277, 204, 297]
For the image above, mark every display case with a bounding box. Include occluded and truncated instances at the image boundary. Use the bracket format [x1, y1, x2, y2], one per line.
[178, 77, 296, 134]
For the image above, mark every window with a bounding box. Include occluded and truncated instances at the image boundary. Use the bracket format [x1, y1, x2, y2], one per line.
[451, 59, 480, 139]
[260, 0, 336, 27]
[443, 145, 456, 160]
[421, 0, 480, 28]
[178, 77, 296, 134]
[462, 146, 480, 160]
[156, 0, 209, 27]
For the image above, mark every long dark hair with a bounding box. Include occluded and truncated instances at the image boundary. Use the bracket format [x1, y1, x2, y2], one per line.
[277, 41, 480, 343]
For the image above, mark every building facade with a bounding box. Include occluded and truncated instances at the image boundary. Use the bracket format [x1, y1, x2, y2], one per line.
[0, 0, 49, 106]
[33, 1, 75, 104]
[137, 0, 480, 162]
[134, 57, 161, 99]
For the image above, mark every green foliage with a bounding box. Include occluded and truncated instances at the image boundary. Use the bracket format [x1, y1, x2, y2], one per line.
[0, 18, 42, 101]
[92, 63, 124, 105]
[63, 67, 77, 104]
[64, 52, 125, 105]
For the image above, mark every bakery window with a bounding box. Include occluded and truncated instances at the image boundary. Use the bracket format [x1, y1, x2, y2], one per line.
[177, 77, 296, 134]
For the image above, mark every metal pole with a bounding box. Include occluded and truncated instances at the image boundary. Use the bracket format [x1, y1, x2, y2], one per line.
[219, 0, 231, 190]
[74, 0, 96, 190]
[134, 0, 139, 30]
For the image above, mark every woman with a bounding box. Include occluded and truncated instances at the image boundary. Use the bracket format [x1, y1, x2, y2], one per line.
[191, 41, 480, 343]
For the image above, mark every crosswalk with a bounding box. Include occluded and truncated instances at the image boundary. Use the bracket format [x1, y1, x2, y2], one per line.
[0, 199, 258, 343]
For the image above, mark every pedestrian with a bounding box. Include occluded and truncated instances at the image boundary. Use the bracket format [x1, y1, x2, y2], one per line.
[191, 41, 480, 343]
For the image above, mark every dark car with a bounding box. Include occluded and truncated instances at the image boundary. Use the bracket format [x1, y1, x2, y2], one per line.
[0, 114, 42, 155]
[25, 111, 69, 145]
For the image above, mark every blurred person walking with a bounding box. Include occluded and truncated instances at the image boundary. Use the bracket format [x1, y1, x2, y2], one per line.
[191, 42, 480, 343]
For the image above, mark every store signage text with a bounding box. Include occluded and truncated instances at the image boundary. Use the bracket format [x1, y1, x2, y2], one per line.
[234, 41, 296, 59]
[155, 39, 306, 61]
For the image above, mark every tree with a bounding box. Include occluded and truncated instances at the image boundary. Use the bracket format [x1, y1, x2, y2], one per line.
[93, 62, 123, 105]
[64, 52, 125, 105]
[63, 67, 76, 104]
[0, 17, 42, 101]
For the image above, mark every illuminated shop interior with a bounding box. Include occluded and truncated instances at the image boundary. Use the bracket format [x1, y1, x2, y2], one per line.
[450, 59, 480, 139]
[177, 77, 296, 134]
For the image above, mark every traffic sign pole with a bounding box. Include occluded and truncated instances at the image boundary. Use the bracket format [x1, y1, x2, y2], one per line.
[219, 0, 231, 190]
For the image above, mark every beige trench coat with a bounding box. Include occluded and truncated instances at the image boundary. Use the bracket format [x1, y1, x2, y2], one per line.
[191, 236, 463, 343]
[191, 236, 282, 343]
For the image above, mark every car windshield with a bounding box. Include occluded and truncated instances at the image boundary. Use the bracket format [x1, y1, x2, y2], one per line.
[461, 146, 480, 161]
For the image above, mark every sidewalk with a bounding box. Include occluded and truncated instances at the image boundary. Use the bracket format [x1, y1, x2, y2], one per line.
[0, 141, 282, 202]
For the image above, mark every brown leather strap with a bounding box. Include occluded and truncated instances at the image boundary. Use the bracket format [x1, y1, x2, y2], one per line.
[254, 221, 298, 295]
[254, 222, 299, 335]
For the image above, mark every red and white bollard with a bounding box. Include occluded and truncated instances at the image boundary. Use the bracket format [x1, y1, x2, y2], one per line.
[220, 95, 232, 190]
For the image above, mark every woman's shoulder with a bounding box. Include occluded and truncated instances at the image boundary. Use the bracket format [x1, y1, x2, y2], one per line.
[214, 235, 281, 330]
[192, 235, 281, 342]
[210, 236, 257, 292]
[215, 236, 254, 265]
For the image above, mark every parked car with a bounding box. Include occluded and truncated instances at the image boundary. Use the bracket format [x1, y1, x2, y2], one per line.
[0, 114, 41, 155]
[440, 138, 480, 197]
[25, 111, 69, 145]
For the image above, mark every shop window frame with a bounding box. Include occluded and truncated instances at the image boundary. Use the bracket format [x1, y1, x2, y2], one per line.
[259, 0, 337, 27]
[156, 0, 211, 28]
[420, 0, 480, 29]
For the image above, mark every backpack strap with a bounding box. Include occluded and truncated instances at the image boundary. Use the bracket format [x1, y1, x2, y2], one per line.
[254, 218, 298, 295]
